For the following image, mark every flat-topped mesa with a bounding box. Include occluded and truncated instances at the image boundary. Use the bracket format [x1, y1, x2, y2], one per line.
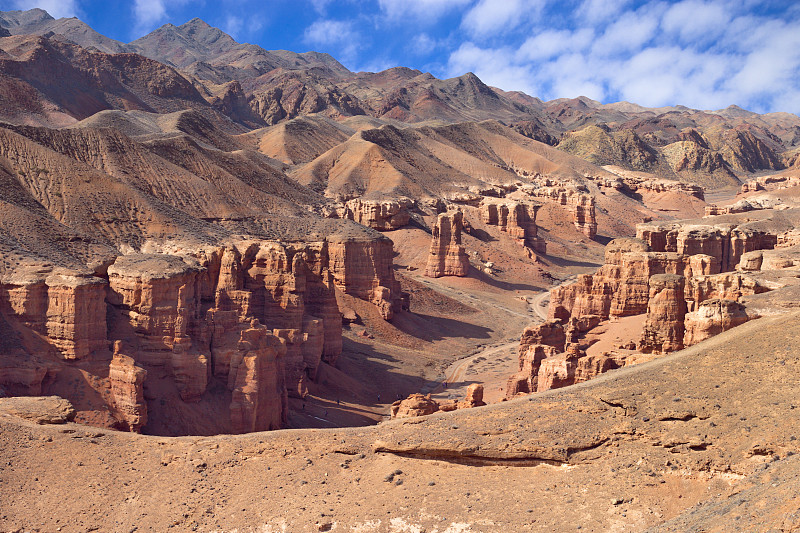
[103, 242, 341, 433]
[636, 222, 778, 272]
[481, 201, 546, 253]
[684, 299, 749, 347]
[548, 238, 718, 322]
[638, 274, 687, 354]
[336, 198, 413, 231]
[1, 272, 108, 361]
[424, 210, 470, 278]
[572, 194, 598, 239]
[325, 234, 404, 320]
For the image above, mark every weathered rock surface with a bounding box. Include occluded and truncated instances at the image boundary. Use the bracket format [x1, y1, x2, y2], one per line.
[637, 221, 778, 271]
[572, 194, 598, 238]
[391, 385, 488, 419]
[638, 274, 687, 354]
[108, 341, 148, 432]
[481, 201, 546, 252]
[424, 210, 470, 278]
[336, 198, 412, 231]
[684, 299, 750, 347]
[0, 395, 76, 424]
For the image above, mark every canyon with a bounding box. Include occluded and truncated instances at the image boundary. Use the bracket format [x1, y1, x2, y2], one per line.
[1, 7, 800, 532]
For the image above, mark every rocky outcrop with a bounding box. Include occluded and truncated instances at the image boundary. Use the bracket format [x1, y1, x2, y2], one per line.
[740, 174, 800, 193]
[549, 238, 717, 322]
[424, 210, 470, 278]
[481, 201, 546, 252]
[572, 194, 598, 238]
[457, 383, 486, 409]
[390, 393, 440, 418]
[326, 236, 404, 320]
[390, 385, 488, 419]
[637, 222, 778, 272]
[1, 272, 107, 361]
[337, 198, 412, 231]
[593, 174, 705, 201]
[505, 343, 558, 397]
[108, 341, 147, 432]
[684, 299, 749, 346]
[228, 320, 287, 433]
[685, 272, 769, 311]
[0, 396, 76, 424]
[705, 197, 785, 217]
[638, 274, 687, 354]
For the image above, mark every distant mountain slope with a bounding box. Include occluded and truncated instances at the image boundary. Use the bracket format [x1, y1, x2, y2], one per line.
[1, 8, 800, 190]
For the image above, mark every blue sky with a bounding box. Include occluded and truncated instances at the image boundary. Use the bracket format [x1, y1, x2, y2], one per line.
[3, 0, 800, 114]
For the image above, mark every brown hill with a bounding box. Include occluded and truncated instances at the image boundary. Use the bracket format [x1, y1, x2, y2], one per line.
[1, 310, 799, 531]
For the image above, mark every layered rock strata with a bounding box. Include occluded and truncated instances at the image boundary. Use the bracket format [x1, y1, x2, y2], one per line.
[684, 299, 749, 346]
[481, 201, 546, 252]
[636, 222, 778, 272]
[638, 274, 687, 354]
[424, 210, 470, 278]
[108, 341, 148, 432]
[336, 198, 412, 231]
[0, 230, 405, 434]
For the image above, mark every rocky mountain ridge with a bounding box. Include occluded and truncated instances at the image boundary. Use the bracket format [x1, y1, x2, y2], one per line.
[1, 9, 799, 190]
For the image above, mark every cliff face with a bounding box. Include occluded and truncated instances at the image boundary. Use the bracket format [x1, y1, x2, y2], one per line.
[637, 222, 778, 272]
[424, 210, 470, 278]
[0, 231, 404, 435]
[525, 217, 784, 397]
[481, 201, 546, 253]
[684, 299, 749, 346]
[638, 274, 687, 354]
[336, 198, 412, 231]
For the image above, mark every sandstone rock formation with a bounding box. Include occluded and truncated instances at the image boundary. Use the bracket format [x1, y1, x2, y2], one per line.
[424, 210, 470, 278]
[638, 274, 687, 354]
[637, 221, 778, 271]
[684, 299, 749, 346]
[390, 385, 487, 419]
[108, 341, 148, 432]
[572, 194, 598, 238]
[336, 198, 412, 231]
[481, 201, 546, 252]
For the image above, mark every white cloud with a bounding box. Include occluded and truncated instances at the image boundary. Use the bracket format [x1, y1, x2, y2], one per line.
[223, 15, 242, 38]
[409, 33, 438, 56]
[131, 0, 195, 35]
[517, 28, 593, 62]
[11, 0, 79, 18]
[303, 19, 360, 66]
[303, 19, 356, 46]
[461, 0, 546, 38]
[442, 0, 800, 113]
[576, 0, 632, 24]
[379, 0, 472, 22]
[447, 42, 536, 95]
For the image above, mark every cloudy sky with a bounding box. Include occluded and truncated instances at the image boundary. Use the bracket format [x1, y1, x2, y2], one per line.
[3, 0, 799, 114]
